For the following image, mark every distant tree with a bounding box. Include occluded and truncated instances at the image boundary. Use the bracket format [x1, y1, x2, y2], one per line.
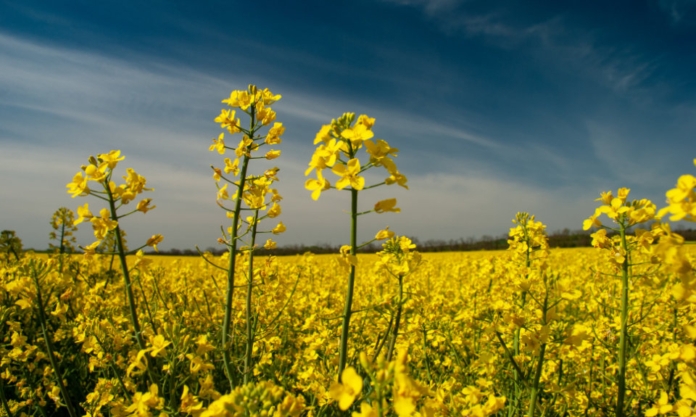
[0, 230, 23, 261]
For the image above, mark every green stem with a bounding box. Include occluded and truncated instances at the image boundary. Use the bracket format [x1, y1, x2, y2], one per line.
[338, 187, 358, 376]
[221, 106, 256, 389]
[135, 272, 158, 335]
[0, 362, 14, 417]
[105, 183, 156, 386]
[58, 221, 66, 273]
[528, 289, 549, 417]
[32, 265, 79, 417]
[243, 209, 259, 385]
[376, 380, 385, 417]
[386, 275, 404, 362]
[616, 221, 630, 417]
[510, 239, 531, 417]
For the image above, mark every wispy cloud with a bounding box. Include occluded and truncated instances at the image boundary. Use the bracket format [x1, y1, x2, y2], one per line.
[380, 1, 672, 101]
[0, 31, 533, 249]
[381, 0, 462, 15]
[657, 0, 696, 24]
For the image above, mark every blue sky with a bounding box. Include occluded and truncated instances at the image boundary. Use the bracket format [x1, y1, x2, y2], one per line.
[1, 0, 695, 251]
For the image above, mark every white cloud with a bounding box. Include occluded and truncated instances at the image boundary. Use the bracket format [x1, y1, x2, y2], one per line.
[657, 0, 696, 24]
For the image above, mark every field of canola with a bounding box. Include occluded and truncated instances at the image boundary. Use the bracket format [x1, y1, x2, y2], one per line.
[2, 244, 696, 417]
[2, 84, 696, 417]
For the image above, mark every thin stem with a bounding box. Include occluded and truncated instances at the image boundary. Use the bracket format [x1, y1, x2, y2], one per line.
[243, 209, 259, 384]
[58, 220, 66, 273]
[528, 289, 549, 417]
[0, 377, 14, 417]
[221, 104, 255, 389]
[616, 220, 630, 417]
[495, 331, 527, 385]
[105, 181, 156, 386]
[32, 265, 79, 417]
[338, 186, 359, 375]
[386, 275, 404, 362]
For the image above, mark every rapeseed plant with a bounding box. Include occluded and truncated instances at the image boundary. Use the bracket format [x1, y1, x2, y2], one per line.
[305, 112, 408, 378]
[584, 189, 659, 416]
[66, 150, 163, 385]
[208, 85, 286, 387]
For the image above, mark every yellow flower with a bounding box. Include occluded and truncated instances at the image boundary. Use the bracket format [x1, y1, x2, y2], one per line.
[329, 366, 363, 410]
[84, 163, 107, 182]
[186, 354, 215, 375]
[375, 227, 395, 240]
[255, 102, 276, 125]
[137, 198, 156, 213]
[617, 187, 630, 202]
[214, 109, 241, 134]
[134, 249, 152, 270]
[272, 222, 286, 235]
[235, 135, 254, 158]
[180, 385, 203, 416]
[195, 335, 215, 355]
[223, 158, 239, 176]
[67, 172, 90, 198]
[217, 183, 229, 201]
[74, 203, 93, 225]
[270, 188, 283, 202]
[148, 334, 170, 357]
[265, 149, 281, 160]
[352, 402, 378, 417]
[314, 124, 333, 144]
[658, 173, 696, 221]
[398, 236, 416, 252]
[305, 140, 341, 176]
[374, 198, 400, 213]
[596, 190, 613, 204]
[123, 168, 151, 194]
[91, 208, 118, 240]
[645, 391, 673, 416]
[125, 384, 161, 417]
[209, 133, 226, 155]
[265, 167, 280, 182]
[260, 87, 282, 105]
[356, 114, 375, 129]
[364, 139, 398, 173]
[146, 234, 164, 252]
[332, 159, 365, 190]
[222, 89, 252, 110]
[264, 239, 277, 250]
[582, 214, 602, 230]
[385, 171, 409, 189]
[266, 122, 285, 145]
[267, 202, 282, 218]
[341, 120, 374, 147]
[98, 150, 125, 170]
[82, 240, 101, 259]
[338, 245, 358, 272]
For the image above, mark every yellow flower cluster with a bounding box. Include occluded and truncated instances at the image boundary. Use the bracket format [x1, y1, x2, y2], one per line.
[210, 85, 285, 251]
[305, 112, 407, 200]
[2, 241, 696, 416]
[65, 150, 162, 254]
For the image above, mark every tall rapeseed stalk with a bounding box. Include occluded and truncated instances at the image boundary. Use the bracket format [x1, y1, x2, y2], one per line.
[208, 85, 286, 387]
[304, 112, 408, 377]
